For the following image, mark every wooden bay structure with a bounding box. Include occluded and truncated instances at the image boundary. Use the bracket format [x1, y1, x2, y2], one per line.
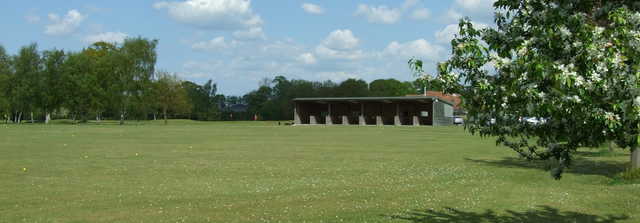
[293, 96, 454, 126]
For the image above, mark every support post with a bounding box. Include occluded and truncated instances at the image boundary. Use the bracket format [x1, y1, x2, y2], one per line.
[310, 115, 317, 125]
[394, 103, 401, 126]
[326, 103, 333, 125]
[359, 103, 366, 126]
[294, 103, 301, 125]
[633, 147, 640, 169]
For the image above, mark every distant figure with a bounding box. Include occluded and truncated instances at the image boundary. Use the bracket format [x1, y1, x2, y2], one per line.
[230, 113, 233, 120]
[253, 114, 258, 121]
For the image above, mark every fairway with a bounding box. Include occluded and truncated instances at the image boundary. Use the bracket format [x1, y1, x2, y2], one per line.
[0, 121, 638, 222]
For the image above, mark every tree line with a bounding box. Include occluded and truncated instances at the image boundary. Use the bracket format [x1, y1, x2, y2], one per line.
[240, 76, 428, 121]
[0, 39, 432, 124]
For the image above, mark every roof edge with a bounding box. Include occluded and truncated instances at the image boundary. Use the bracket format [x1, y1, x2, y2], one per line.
[292, 96, 455, 106]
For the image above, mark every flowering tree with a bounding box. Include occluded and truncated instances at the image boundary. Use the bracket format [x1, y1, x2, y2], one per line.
[411, 0, 640, 179]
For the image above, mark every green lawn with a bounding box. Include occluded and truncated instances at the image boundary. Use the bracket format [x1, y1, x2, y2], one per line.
[0, 120, 637, 222]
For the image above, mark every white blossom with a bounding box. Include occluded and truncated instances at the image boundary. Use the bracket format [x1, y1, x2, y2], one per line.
[559, 26, 571, 37]
[612, 53, 624, 64]
[567, 95, 581, 103]
[574, 76, 585, 87]
[604, 112, 620, 121]
[538, 92, 546, 98]
[590, 72, 602, 82]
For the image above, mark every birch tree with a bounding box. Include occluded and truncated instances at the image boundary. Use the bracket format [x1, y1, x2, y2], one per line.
[0, 45, 11, 123]
[40, 49, 66, 124]
[13, 44, 41, 124]
[153, 71, 191, 124]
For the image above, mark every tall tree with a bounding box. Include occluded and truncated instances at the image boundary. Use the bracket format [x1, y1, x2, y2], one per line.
[244, 85, 272, 119]
[182, 80, 220, 121]
[85, 42, 119, 122]
[369, 79, 415, 96]
[335, 78, 369, 97]
[411, 0, 640, 178]
[40, 49, 66, 123]
[12, 43, 42, 123]
[153, 71, 191, 124]
[115, 37, 158, 124]
[0, 46, 11, 123]
[61, 51, 98, 122]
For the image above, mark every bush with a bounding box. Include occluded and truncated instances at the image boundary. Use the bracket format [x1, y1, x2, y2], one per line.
[618, 168, 640, 181]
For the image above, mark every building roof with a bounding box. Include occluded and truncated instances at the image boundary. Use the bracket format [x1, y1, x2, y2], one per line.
[424, 91, 461, 109]
[293, 96, 455, 106]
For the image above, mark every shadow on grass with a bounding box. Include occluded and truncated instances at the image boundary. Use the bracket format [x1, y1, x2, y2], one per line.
[385, 206, 629, 223]
[465, 156, 627, 178]
[575, 150, 628, 158]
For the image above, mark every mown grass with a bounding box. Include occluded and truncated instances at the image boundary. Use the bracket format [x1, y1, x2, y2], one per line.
[0, 120, 638, 222]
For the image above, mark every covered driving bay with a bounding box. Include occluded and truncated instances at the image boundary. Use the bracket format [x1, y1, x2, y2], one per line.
[293, 96, 454, 126]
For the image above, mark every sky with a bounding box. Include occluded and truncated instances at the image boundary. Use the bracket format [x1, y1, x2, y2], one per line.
[1, 0, 496, 95]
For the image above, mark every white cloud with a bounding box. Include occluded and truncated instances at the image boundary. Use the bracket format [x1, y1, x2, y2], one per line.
[402, 0, 419, 10]
[232, 27, 265, 40]
[301, 3, 324, 15]
[411, 8, 430, 20]
[154, 0, 262, 30]
[441, 0, 496, 23]
[44, 9, 86, 36]
[314, 45, 366, 60]
[383, 39, 444, 61]
[297, 53, 317, 65]
[355, 4, 401, 24]
[84, 32, 128, 44]
[25, 15, 41, 23]
[355, 0, 431, 24]
[435, 24, 459, 44]
[454, 0, 496, 14]
[191, 36, 239, 51]
[321, 29, 359, 50]
[443, 9, 463, 23]
[178, 36, 445, 95]
[312, 29, 365, 61]
[435, 22, 488, 43]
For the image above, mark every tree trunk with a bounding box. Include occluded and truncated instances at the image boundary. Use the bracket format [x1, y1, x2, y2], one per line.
[120, 109, 125, 125]
[163, 108, 168, 125]
[632, 147, 640, 170]
[45, 112, 51, 124]
[609, 141, 614, 152]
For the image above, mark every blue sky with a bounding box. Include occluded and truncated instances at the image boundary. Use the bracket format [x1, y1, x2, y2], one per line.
[1, 0, 495, 95]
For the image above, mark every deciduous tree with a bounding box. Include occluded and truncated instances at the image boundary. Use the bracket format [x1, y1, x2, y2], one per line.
[40, 49, 66, 123]
[411, 0, 640, 178]
[0, 45, 11, 123]
[369, 79, 414, 96]
[153, 71, 191, 124]
[13, 44, 41, 123]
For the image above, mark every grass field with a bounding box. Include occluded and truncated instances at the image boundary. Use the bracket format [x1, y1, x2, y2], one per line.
[1, 120, 638, 222]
